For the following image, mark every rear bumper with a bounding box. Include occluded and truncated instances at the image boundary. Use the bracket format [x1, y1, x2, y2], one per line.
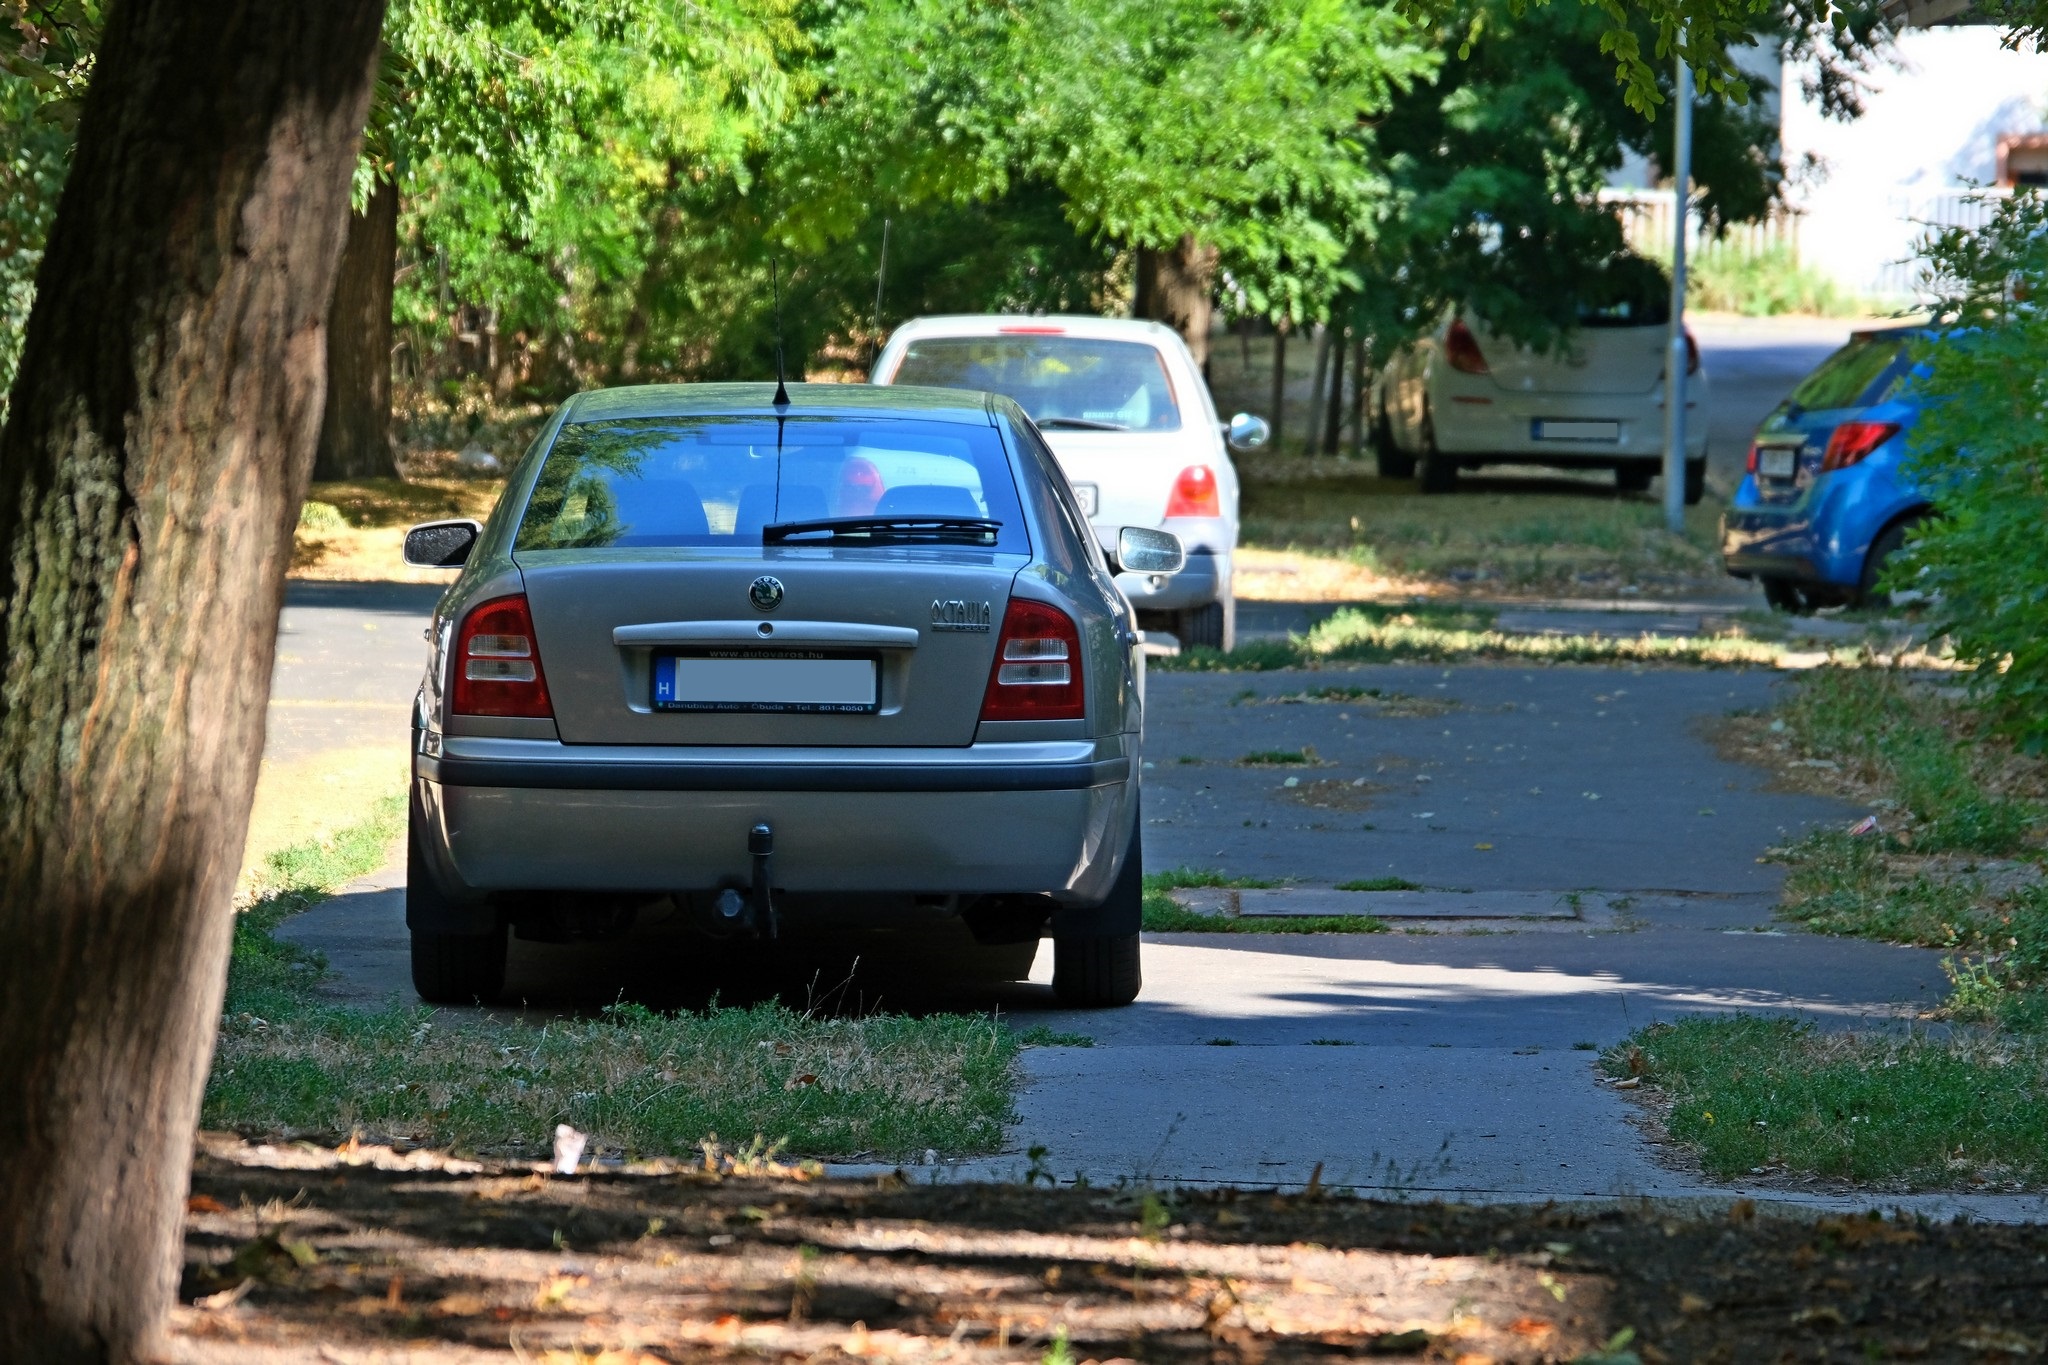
[1117, 547, 1228, 613]
[1429, 387, 1708, 461]
[414, 736, 1135, 899]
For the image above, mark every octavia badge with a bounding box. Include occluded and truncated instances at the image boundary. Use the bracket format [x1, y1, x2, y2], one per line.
[749, 575, 785, 612]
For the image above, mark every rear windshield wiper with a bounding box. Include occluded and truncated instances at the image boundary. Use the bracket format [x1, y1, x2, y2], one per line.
[763, 516, 1002, 546]
[1036, 417, 1130, 431]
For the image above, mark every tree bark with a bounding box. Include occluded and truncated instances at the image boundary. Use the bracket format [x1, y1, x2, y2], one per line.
[1132, 234, 1218, 369]
[1322, 327, 1348, 456]
[1268, 323, 1287, 452]
[0, 2, 385, 1360]
[314, 175, 400, 481]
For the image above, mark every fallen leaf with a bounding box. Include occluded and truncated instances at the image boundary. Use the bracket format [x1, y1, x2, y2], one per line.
[1474, 842, 1493, 850]
[185, 1194, 228, 1215]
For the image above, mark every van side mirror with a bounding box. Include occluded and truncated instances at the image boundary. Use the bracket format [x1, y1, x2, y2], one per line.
[1109, 526, 1185, 576]
[403, 519, 483, 568]
[1226, 412, 1271, 452]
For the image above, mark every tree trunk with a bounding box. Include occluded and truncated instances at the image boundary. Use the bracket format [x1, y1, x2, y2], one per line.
[1268, 323, 1287, 452]
[1132, 234, 1218, 369]
[1306, 325, 1331, 454]
[1349, 334, 1368, 459]
[314, 174, 399, 481]
[0, 2, 385, 1360]
[1322, 327, 1348, 455]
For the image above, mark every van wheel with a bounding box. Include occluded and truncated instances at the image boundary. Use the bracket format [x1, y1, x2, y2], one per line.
[1177, 597, 1236, 652]
[411, 925, 507, 1004]
[1684, 457, 1707, 506]
[1053, 824, 1143, 1007]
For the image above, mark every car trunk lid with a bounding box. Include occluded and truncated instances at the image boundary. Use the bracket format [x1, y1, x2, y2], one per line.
[1476, 323, 1670, 396]
[518, 547, 1020, 746]
[1037, 428, 1192, 530]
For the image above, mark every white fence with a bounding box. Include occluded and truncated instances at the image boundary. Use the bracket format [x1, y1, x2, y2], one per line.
[1596, 188, 1803, 260]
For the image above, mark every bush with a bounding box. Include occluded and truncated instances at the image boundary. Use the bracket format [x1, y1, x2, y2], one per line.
[1900, 190, 2048, 752]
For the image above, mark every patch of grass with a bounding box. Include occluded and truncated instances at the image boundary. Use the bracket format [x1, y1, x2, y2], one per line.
[1239, 747, 1316, 766]
[1336, 876, 1424, 892]
[1016, 1026, 1095, 1048]
[1309, 1038, 1355, 1046]
[1143, 867, 1280, 891]
[1205, 1037, 1239, 1046]
[1573, 1041, 1598, 1051]
[1158, 603, 1841, 672]
[1605, 1016, 2048, 1186]
[1776, 669, 2039, 855]
[210, 802, 1022, 1162]
[1678, 242, 1875, 318]
[1142, 892, 1388, 934]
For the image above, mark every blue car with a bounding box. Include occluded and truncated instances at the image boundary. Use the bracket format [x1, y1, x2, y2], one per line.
[1721, 325, 1933, 611]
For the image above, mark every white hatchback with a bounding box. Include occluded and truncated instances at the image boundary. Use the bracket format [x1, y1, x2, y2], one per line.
[873, 315, 1265, 651]
[1373, 306, 1710, 502]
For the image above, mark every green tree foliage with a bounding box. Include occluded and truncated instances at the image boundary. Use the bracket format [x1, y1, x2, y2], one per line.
[1898, 189, 2048, 751]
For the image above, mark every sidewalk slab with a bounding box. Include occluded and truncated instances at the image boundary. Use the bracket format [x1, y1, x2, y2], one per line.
[1173, 887, 1584, 920]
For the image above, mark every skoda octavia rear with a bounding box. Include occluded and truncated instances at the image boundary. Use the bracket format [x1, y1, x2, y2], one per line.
[403, 383, 1179, 1008]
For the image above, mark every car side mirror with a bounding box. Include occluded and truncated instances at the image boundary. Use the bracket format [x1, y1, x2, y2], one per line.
[1225, 412, 1270, 452]
[1110, 526, 1185, 576]
[403, 519, 483, 568]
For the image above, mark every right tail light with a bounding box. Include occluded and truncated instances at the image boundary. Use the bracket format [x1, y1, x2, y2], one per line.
[1164, 465, 1220, 518]
[451, 594, 553, 718]
[979, 598, 1084, 722]
[1821, 421, 1901, 472]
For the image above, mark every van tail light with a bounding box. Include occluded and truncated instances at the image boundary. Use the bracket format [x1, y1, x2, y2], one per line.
[451, 594, 553, 718]
[1445, 318, 1490, 375]
[1821, 421, 1901, 472]
[1685, 327, 1700, 375]
[979, 598, 1084, 722]
[1164, 464, 1221, 518]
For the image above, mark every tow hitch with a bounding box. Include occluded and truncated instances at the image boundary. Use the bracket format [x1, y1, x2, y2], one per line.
[702, 821, 780, 939]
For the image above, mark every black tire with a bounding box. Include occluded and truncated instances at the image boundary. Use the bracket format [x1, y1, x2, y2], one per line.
[1760, 577, 1813, 614]
[1053, 823, 1143, 1007]
[1684, 457, 1707, 506]
[1415, 412, 1459, 494]
[410, 924, 507, 1004]
[1372, 397, 1416, 480]
[1615, 464, 1654, 493]
[1177, 597, 1236, 652]
[1855, 516, 1923, 609]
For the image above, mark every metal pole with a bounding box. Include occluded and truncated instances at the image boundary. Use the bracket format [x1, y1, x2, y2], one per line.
[1662, 37, 1694, 534]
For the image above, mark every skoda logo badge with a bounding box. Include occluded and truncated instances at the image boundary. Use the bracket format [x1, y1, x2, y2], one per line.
[748, 575, 785, 612]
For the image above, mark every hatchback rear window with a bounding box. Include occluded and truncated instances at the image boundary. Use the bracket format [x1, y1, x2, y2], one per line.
[890, 335, 1182, 432]
[514, 415, 1028, 553]
[1787, 337, 1911, 412]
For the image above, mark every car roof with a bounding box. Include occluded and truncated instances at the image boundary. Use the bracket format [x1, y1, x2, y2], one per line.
[885, 314, 1185, 346]
[560, 382, 997, 424]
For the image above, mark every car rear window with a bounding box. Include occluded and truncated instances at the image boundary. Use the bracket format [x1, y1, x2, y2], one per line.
[1573, 255, 1672, 329]
[890, 335, 1182, 432]
[514, 415, 1029, 553]
[1787, 337, 1911, 412]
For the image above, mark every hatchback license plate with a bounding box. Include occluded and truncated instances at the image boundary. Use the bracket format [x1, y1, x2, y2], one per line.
[1532, 420, 1621, 442]
[653, 651, 878, 713]
[1758, 448, 1797, 479]
[1073, 482, 1099, 516]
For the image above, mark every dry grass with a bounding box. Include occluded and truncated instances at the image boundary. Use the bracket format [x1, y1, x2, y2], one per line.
[238, 744, 408, 881]
[293, 474, 505, 582]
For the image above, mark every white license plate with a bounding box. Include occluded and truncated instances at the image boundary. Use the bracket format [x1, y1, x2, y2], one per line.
[1532, 420, 1621, 442]
[1758, 448, 1797, 479]
[653, 653, 877, 713]
[1072, 482, 1099, 516]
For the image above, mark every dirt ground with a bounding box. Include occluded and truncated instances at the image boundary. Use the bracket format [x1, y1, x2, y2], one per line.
[177, 1136, 2048, 1364]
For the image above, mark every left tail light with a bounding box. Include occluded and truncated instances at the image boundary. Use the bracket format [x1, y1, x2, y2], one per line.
[451, 593, 553, 718]
[1745, 441, 1760, 475]
[979, 598, 1084, 722]
[1164, 465, 1221, 518]
[1821, 421, 1901, 472]
[1445, 318, 1490, 375]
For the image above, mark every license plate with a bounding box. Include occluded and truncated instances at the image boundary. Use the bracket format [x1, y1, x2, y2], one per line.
[1758, 447, 1797, 479]
[653, 651, 878, 713]
[1073, 482, 1099, 516]
[1532, 420, 1621, 442]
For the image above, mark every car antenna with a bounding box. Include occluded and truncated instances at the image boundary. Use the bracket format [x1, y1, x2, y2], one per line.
[771, 258, 790, 409]
[870, 218, 891, 369]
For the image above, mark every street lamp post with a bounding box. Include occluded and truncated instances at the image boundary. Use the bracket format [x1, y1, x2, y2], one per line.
[1663, 38, 1694, 534]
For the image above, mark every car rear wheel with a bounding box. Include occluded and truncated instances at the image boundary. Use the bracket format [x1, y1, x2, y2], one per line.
[1855, 516, 1925, 608]
[1177, 597, 1236, 653]
[1684, 457, 1707, 506]
[1053, 823, 1143, 1008]
[1373, 396, 1416, 480]
[411, 925, 508, 1004]
[1760, 577, 1815, 614]
[1615, 464, 1654, 493]
[1415, 413, 1459, 495]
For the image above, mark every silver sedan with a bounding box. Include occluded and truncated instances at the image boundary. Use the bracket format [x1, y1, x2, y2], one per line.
[401, 383, 1182, 1008]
